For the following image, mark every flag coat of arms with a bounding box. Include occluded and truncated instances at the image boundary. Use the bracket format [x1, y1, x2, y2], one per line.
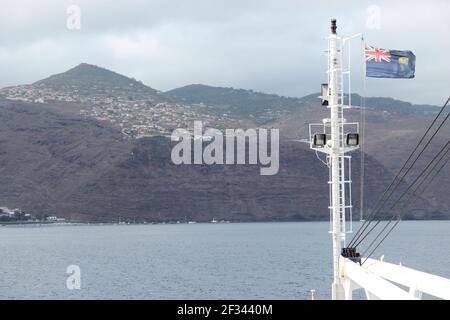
[365, 45, 415, 78]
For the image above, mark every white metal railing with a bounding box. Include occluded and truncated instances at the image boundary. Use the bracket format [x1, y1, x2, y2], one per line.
[341, 256, 450, 300]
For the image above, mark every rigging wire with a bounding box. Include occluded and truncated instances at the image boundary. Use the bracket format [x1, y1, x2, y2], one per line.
[416, 155, 449, 195]
[348, 98, 450, 248]
[352, 111, 450, 248]
[350, 99, 450, 246]
[316, 149, 329, 167]
[362, 147, 449, 264]
[360, 141, 450, 259]
[411, 147, 450, 196]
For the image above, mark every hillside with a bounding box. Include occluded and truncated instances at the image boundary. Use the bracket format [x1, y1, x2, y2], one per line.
[299, 93, 440, 115]
[166, 84, 305, 124]
[274, 98, 450, 216]
[0, 64, 253, 137]
[0, 98, 444, 222]
[0, 63, 447, 221]
[34, 63, 161, 100]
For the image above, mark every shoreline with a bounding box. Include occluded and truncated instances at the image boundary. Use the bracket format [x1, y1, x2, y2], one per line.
[2, 218, 449, 228]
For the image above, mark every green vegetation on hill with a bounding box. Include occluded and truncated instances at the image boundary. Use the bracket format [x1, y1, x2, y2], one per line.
[166, 84, 305, 124]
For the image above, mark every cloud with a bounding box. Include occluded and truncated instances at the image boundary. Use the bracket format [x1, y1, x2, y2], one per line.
[0, 0, 448, 105]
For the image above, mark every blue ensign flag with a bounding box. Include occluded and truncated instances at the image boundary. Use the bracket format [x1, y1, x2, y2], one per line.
[365, 45, 415, 78]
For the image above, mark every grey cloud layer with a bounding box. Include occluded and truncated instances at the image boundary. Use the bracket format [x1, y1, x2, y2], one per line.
[0, 0, 449, 104]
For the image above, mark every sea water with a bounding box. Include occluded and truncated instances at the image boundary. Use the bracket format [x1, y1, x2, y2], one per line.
[0, 221, 448, 299]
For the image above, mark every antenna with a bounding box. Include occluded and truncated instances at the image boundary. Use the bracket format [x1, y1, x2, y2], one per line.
[331, 19, 337, 34]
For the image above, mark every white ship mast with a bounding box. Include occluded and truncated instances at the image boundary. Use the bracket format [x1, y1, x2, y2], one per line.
[328, 19, 346, 300]
[309, 19, 450, 300]
[310, 19, 359, 300]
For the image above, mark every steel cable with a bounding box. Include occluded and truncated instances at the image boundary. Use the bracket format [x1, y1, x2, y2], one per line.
[348, 98, 450, 248]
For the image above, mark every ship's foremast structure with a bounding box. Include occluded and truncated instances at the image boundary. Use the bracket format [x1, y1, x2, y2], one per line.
[310, 19, 450, 300]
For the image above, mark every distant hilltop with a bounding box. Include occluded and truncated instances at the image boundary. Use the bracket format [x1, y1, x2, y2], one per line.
[34, 63, 161, 97]
[0, 63, 447, 222]
[0, 63, 440, 139]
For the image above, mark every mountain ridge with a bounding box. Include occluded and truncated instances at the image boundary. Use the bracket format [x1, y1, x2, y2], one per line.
[2, 63, 440, 116]
[36, 63, 158, 92]
[0, 63, 447, 221]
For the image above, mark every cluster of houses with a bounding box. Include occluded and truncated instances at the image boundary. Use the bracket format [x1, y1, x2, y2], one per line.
[0, 84, 237, 138]
[0, 206, 31, 221]
[0, 206, 66, 223]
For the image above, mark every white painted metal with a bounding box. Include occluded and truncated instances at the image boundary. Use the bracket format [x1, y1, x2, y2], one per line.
[310, 20, 361, 300]
[310, 20, 450, 301]
[341, 256, 450, 300]
[328, 20, 344, 300]
[341, 257, 417, 300]
[363, 258, 450, 300]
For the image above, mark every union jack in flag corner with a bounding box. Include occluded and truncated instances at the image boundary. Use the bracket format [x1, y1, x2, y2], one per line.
[365, 44, 415, 79]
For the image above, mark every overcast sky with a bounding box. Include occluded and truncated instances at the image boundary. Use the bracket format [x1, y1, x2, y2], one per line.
[0, 0, 448, 105]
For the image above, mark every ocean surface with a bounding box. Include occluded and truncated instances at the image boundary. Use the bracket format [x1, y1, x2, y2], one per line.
[0, 221, 449, 300]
